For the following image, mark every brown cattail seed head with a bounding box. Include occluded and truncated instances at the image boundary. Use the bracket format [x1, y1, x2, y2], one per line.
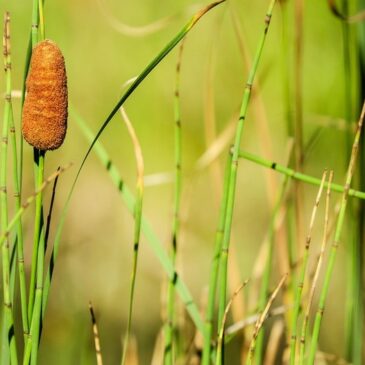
[22, 39, 68, 150]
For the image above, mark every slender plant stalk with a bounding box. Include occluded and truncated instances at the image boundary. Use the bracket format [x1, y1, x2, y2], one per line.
[298, 171, 334, 365]
[355, 2, 365, 364]
[27, 0, 45, 325]
[27, 7, 47, 363]
[120, 108, 144, 365]
[307, 101, 365, 365]
[4, 12, 29, 342]
[31, 0, 39, 46]
[246, 274, 287, 365]
[27, 151, 45, 322]
[254, 176, 289, 364]
[215, 280, 249, 365]
[29, 228, 45, 365]
[238, 149, 365, 199]
[1, 12, 18, 365]
[164, 40, 185, 365]
[340, 2, 356, 359]
[201, 152, 232, 365]
[217, 2, 277, 351]
[289, 170, 327, 365]
[38, 0, 45, 40]
[43, 2, 226, 342]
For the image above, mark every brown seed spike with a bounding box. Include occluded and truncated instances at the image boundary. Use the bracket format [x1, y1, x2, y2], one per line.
[22, 39, 68, 151]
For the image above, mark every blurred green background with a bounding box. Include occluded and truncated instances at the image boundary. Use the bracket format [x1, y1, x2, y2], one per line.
[0, 0, 361, 363]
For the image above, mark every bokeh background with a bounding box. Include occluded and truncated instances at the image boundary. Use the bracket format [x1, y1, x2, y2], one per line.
[0, 0, 362, 363]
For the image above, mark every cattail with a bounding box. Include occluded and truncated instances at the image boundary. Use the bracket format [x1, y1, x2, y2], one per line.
[22, 39, 68, 151]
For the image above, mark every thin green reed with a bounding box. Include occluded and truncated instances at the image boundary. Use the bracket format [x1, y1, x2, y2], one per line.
[70, 108, 204, 333]
[307, 101, 365, 365]
[164, 40, 185, 365]
[44, 0, 226, 341]
[120, 110, 144, 365]
[339, 1, 357, 360]
[216, 0, 277, 354]
[289, 171, 327, 365]
[27, 0, 45, 325]
[5, 12, 29, 342]
[254, 176, 289, 364]
[27, 2, 47, 362]
[238, 149, 365, 200]
[201, 152, 232, 365]
[1, 12, 19, 365]
[356, 3, 365, 364]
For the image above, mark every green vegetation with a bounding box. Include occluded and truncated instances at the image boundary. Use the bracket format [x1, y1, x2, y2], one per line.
[0, 0, 364, 364]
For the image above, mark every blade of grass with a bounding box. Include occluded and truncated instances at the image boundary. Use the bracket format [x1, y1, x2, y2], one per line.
[120, 107, 144, 365]
[307, 100, 365, 364]
[41, 2, 226, 339]
[1, 12, 18, 365]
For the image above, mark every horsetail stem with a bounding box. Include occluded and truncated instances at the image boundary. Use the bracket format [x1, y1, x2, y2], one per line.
[308, 100, 365, 364]
[164, 39, 185, 365]
[1, 11, 18, 365]
[217, 1, 277, 357]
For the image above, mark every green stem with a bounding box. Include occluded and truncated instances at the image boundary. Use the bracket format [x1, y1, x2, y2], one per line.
[30, 229, 45, 365]
[307, 102, 365, 365]
[238, 149, 365, 200]
[217, 3, 277, 350]
[21, 234, 47, 365]
[121, 110, 144, 365]
[164, 40, 185, 365]
[31, 0, 39, 46]
[28, 151, 45, 323]
[5, 33, 29, 344]
[121, 189, 143, 365]
[1, 12, 18, 365]
[201, 152, 232, 365]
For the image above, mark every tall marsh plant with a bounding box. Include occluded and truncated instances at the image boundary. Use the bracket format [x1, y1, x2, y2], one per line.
[1, 0, 365, 364]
